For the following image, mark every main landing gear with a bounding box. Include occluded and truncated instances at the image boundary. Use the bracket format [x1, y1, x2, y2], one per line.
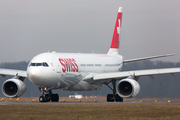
[39, 88, 59, 102]
[107, 79, 123, 102]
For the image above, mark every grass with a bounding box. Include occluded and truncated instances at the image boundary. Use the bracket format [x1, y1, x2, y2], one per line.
[1, 103, 180, 120]
[1, 97, 180, 120]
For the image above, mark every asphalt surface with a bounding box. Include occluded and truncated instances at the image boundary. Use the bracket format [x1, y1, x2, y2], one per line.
[0, 101, 180, 105]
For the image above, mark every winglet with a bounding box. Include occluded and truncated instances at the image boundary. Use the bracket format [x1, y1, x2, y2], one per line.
[108, 7, 123, 55]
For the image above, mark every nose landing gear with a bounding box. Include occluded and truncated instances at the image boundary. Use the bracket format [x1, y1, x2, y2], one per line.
[39, 88, 59, 102]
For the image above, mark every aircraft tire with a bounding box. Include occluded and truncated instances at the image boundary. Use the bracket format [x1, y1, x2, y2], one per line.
[39, 96, 48, 102]
[115, 94, 123, 102]
[51, 94, 55, 102]
[55, 94, 59, 102]
[45, 94, 51, 102]
[107, 94, 114, 102]
[51, 94, 59, 102]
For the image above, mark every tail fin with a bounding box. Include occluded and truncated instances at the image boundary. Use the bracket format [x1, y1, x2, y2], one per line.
[107, 7, 123, 55]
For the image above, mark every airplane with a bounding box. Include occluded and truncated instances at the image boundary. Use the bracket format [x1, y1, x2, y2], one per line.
[1, 7, 180, 102]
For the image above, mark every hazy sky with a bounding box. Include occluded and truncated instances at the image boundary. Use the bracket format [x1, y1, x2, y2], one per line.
[0, 0, 180, 63]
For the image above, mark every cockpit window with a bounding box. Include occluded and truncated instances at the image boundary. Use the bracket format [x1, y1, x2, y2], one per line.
[29, 62, 49, 67]
[36, 63, 42, 66]
[43, 62, 49, 67]
[30, 63, 36, 66]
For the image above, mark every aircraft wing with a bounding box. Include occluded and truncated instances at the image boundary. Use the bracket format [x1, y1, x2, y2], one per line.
[0, 68, 27, 77]
[123, 53, 175, 63]
[84, 68, 180, 84]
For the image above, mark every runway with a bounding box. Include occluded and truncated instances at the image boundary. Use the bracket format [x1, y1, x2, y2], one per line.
[1, 101, 180, 105]
[1, 97, 180, 105]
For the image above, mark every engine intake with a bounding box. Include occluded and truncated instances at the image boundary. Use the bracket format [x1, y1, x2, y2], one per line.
[116, 78, 140, 98]
[2, 79, 26, 98]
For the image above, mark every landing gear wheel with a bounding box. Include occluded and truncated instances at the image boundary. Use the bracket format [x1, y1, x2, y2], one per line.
[39, 88, 59, 103]
[107, 79, 123, 102]
[45, 94, 51, 102]
[51, 94, 59, 102]
[54, 94, 59, 102]
[107, 94, 114, 102]
[39, 96, 47, 102]
[115, 94, 123, 102]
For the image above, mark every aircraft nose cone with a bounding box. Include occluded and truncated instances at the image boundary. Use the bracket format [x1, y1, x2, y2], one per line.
[27, 67, 43, 86]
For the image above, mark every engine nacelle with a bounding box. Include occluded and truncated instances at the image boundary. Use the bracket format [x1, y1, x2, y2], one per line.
[116, 78, 140, 98]
[2, 79, 26, 98]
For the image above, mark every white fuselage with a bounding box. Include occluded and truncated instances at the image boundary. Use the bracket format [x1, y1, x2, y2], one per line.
[27, 52, 123, 91]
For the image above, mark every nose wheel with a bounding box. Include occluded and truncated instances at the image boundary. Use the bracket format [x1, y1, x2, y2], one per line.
[39, 88, 59, 102]
[39, 95, 48, 102]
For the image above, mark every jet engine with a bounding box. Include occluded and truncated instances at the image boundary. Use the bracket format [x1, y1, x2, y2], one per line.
[116, 78, 140, 98]
[2, 78, 26, 98]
